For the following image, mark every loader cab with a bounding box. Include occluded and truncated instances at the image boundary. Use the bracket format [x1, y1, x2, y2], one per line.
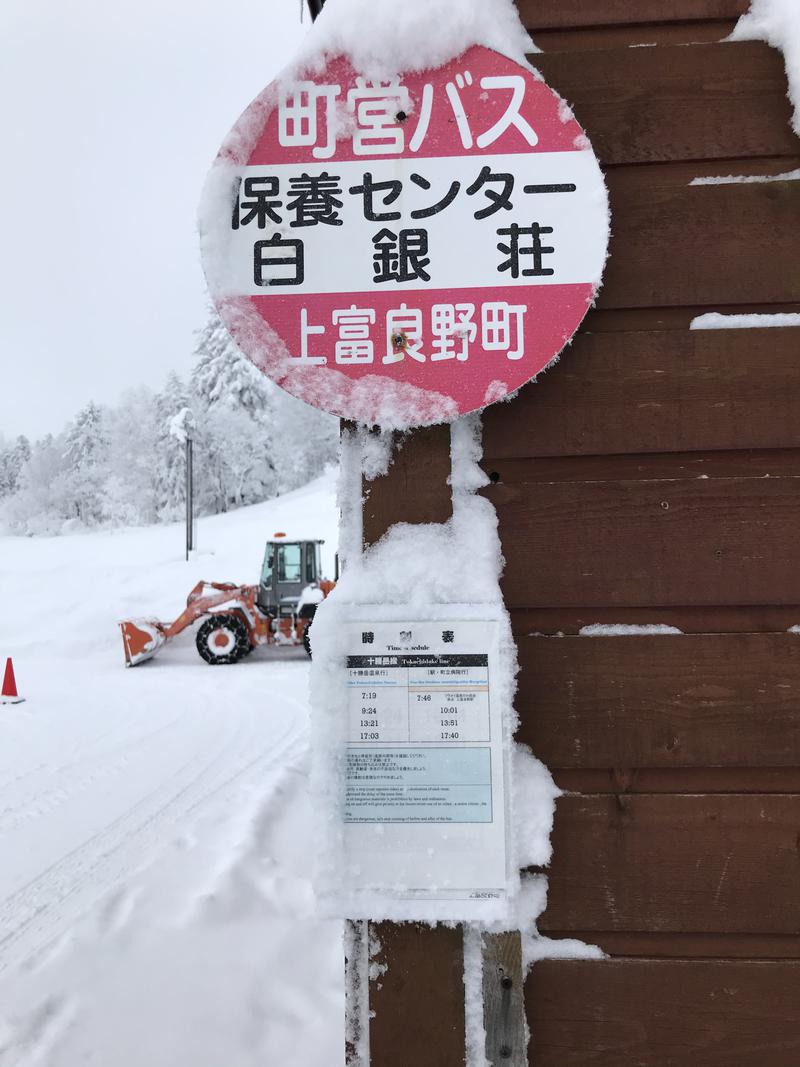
[258, 536, 324, 617]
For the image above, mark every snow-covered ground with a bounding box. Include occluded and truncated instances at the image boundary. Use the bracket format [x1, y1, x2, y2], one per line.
[0, 469, 344, 1067]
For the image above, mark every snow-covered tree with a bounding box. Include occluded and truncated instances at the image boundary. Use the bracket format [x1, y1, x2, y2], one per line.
[191, 309, 278, 513]
[2, 434, 71, 535]
[0, 310, 339, 535]
[191, 308, 338, 502]
[0, 435, 31, 498]
[61, 402, 108, 525]
[153, 373, 191, 522]
[102, 387, 160, 526]
[64, 402, 105, 467]
[192, 312, 273, 416]
[270, 388, 339, 493]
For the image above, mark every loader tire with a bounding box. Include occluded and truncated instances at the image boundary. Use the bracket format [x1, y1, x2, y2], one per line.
[196, 614, 251, 665]
[303, 624, 312, 659]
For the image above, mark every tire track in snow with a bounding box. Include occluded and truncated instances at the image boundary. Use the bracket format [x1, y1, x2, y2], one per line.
[0, 729, 301, 973]
[0, 711, 195, 833]
[0, 671, 309, 976]
[0, 994, 77, 1067]
[0, 710, 177, 793]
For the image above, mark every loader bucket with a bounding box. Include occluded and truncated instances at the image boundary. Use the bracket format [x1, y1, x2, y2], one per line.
[120, 620, 168, 667]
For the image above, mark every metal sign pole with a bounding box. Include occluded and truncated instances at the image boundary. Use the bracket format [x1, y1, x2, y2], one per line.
[185, 437, 194, 561]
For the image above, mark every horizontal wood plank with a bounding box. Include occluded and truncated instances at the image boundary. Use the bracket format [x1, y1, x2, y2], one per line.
[540, 931, 800, 958]
[486, 474, 800, 608]
[481, 327, 800, 459]
[510, 605, 800, 636]
[526, 959, 800, 1067]
[580, 303, 800, 332]
[553, 768, 800, 794]
[533, 41, 798, 165]
[517, 633, 800, 769]
[537, 795, 800, 935]
[599, 163, 800, 308]
[533, 20, 738, 51]
[518, 0, 750, 31]
[489, 449, 800, 485]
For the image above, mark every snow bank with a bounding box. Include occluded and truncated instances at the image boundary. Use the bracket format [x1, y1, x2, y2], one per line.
[0, 471, 344, 1066]
[297, 0, 537, 80]
[690, 312, 800, 330]
[730, 0, 800, 136]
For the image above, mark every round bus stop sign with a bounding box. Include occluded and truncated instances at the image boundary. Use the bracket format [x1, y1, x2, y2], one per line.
[200, 45, 609, 429]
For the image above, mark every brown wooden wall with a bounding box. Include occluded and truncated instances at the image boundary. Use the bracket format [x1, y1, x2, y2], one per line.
[364, 1, 800, 1063]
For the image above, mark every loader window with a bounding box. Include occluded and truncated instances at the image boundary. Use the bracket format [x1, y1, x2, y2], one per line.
[276, 543, 302, 582]
[305, 544, 317, 583]
[261, 551, 274, 585]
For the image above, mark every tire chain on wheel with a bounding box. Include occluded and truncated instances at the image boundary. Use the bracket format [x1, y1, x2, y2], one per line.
[196, 613, 251, 665]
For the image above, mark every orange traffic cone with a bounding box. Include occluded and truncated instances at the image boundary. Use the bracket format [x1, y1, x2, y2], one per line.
[1, 658, 24, 704]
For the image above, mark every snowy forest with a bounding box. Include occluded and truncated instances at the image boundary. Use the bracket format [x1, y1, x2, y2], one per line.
[0, 312, 339, 535]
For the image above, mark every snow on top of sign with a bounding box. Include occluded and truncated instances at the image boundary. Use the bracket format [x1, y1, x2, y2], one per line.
[730, 0, 800, 136]
[296, 0, 538, 82]
[202, 0, 540, 178]
[690, 168, 800, 185]
[690, 311, 800, 330]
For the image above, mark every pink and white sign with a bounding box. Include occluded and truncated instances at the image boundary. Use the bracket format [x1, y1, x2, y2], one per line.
[200, 45, 609, 429]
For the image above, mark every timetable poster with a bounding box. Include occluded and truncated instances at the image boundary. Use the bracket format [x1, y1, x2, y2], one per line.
[341, 616, 509, 908]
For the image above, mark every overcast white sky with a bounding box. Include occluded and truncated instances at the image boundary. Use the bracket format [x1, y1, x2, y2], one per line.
[0, 0, 308, 440]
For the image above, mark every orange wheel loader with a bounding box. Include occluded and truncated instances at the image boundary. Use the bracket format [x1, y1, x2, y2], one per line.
[120, 536, 334, 667]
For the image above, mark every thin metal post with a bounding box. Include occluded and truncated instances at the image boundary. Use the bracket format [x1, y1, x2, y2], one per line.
[185, 437, 194, 561]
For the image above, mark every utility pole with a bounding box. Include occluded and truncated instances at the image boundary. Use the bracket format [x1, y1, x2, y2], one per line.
[168, 406, 196, 562]
[185, 434, 194, 562]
